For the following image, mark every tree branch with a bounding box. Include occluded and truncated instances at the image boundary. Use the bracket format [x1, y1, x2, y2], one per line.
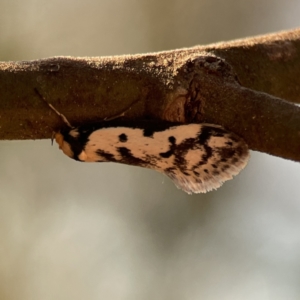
[0, 28, 299, 161]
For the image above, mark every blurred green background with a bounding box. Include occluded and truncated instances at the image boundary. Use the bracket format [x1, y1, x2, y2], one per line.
[1, 1, 300, 299]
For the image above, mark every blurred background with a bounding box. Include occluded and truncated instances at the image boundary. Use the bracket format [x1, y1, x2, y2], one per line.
[1, 1, 300, 299]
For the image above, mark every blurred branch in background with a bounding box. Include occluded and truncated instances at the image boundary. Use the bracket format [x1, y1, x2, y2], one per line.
[0, 28, 299, 161]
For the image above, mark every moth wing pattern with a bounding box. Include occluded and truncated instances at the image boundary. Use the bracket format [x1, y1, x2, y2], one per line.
[55, 122, 249, 194]
[160, 124, 249, 194]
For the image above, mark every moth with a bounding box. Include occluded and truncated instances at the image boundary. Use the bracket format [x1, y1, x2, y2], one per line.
[36, 89, 249, 194]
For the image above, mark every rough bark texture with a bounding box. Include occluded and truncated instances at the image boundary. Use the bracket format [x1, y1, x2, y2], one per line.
[0, 28, 300, 161]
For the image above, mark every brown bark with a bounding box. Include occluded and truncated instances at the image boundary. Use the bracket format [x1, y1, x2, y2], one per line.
[0, 28, 299, 161]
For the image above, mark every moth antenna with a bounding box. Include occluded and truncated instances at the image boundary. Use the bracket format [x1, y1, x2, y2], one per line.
[103, 98, 141, 121]
[34, 88, 72, 128]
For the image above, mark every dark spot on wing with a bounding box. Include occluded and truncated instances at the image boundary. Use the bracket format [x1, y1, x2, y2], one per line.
[195, 178, 203, 184]
[165, 167, 176, 173]
[159, 135, 177, 158]
[143, 128, 154, 137]
[195, 145, 213, 168]
[160, 150, 173, 158]
[118, 147, 146, 166]
[171, 138, 195, 172]
[212, 164, 217, 168]
[119, 133, 128, 142]
[222, 165, 230, 171]
[96, 149, 116, 162]
[168, 136, 176, 144]
[201, 145, 213, 164]
[118, 147, 131, 157]
[218, 148, 236, 159]
[198, 125, 226, 144]
[204, 169, 209, 174]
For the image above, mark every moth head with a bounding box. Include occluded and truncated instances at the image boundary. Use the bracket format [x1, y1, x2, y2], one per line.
[53, 127, 88, 161]
[53, 131, 75, 158]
